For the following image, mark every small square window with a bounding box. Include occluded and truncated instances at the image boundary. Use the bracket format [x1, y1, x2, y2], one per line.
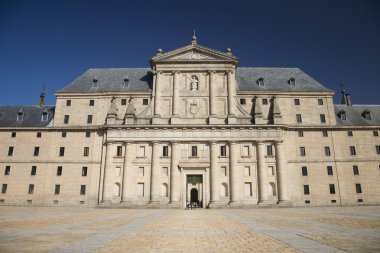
[331, 200, 336, 203]
[347, 130, 353, 137]
[324, 147, 331, 156]
[358, 198, 363, 203]
[353, 165, 359, 175]
[57, 166, 62, 176]
[61, 132, 67, 138]
[82, 167, 88, 176]
[85, 132, 91, 138]
[323, 130, 328, 137]
[298, 131, 304, 137]
[262, 99, 268, 105]
[36, 132, 42, 138]
[373, 131, 379, 137]
[294, 99, 300, 105]
[296, 114, 302, 123]
[89, 100, 94, 106]
[64, 115, 69, 124]
[327, 166, 333, 175]
[318, 99, 323, 105]
[87, 115, 93, 124]
[305, 200, 310, 204]
[320, 114, 326, 123]
[143, 99, 149, 105]
[300, 147, 306, 156]
[11, 132, 16, 138]
[240, 98, 246, 105]
[376, 145, 380, 154]
[301, 166, 308, 176]
[66, 100, 71, 106]
[121, 99, 127, 105]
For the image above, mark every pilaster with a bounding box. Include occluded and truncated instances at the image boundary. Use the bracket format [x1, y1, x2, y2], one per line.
[121, 142, 133, 203]
[257, 141, 269, 204]
[102, 141, 113, 204]
[209, 142, 220, 206]
[150, 141, 160, 203]
[169, 142, 180, 207]
[229, 141, 240, 204]
[275, 140, 288, 204]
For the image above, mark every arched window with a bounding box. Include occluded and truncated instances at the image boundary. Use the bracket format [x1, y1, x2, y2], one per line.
[113, 183, 120, 197]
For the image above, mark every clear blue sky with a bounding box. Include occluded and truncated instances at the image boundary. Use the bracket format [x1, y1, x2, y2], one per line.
[0, 0, 379, 105]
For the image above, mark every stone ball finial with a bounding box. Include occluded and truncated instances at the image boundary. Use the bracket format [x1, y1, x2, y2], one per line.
[157, 48, 162, 53]
[226, 48, 231, 53]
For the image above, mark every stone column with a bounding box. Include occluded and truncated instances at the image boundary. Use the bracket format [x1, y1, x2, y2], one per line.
[275, 140, 288, 204]
[257, 141, 268, 204]
[153, 71, 162, 117]
[122, 142, 133, 202]
[169, 142, 180, 204]
[227, 70, 236, 116]
[209, 142, 220, 204]
[150, 142, 160, 203]
[102, 141, 113, 203]
[229, 141, 239, 203]
[172, 71, 180, 116]
[209, 71, 216, 116]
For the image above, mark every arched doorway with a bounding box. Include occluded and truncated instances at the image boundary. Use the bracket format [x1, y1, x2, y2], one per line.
[190, 188, 198, 203]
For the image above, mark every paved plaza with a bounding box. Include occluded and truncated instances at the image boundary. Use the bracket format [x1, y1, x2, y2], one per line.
[0, 206, 379, 253]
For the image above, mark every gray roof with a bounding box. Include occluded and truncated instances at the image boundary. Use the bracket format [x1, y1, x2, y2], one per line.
[57, 68, 153, 93]
[0, 106, 55, 127]
[236, 68, 332, 92]
[334, 105, 380, 126]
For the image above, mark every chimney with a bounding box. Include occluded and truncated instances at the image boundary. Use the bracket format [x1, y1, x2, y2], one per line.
[341, 90, 352, 106]
[38, 86, 45, 108]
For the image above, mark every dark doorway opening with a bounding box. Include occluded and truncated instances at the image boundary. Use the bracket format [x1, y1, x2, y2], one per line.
[190, 188, 198, 203]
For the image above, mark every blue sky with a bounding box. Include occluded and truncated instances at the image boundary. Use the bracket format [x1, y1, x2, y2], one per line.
[0, 0, 379, 105]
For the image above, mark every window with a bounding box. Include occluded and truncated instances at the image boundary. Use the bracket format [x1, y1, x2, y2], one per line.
[41, 111, 48, 121]
[323, 130, 328, 137]
[318, 99, 323, 105]
[57, 166, 62, 176]
[288, 78, 296, 85]
[329, 184, 335, 194]
[296, 114, 302, 123]
[139, 167, 144, 177]
[162, 146, 169, 157]
[355, 184, 362, 194]
[376, 145, 380, 154]
[320, 114, 326, 123]
[64, 115, 69, 124]
[17, 110, 24, 121]
[350, 146, 356, 156]
[33, 147, 40, 157]
[300, 147, 306, 156]
[121, 99, 127, 105]
[294, 99, 300, 105]
[55, 185, 60, 195]
[31, 166, 37, 176]
[2, 184, 8, 194]
[301, 166, 308, 176]
[162, 167, 168, 177]
[347, 130, 353, 137]
[82, 167, 88, 176]
[92, 78, 98, 88]
[220, 145, 227, 156]
[353, 165, 359, 175]
[327, 166, 333, 176]
[87, 115, 93, 124]
[83, 147, 89, 157]
[117, 146, 123, 156]
[373, 131, 379, 137]
[262, 99, 268, 105]
[8, 147, 14, 156]
[240, 98, 246, 105]
[143, 98, 149, 105]
[324, 147, 331, 156]
[85, 132, 91, 138]
[266, 145, 273, 156]
[59, 147, 65, 157]
[191, 146, 198, 157]
[244, 166, 251, 177]
[244, 182, 252, 196]
[66, 100, 71, 106]
[4, 166, 11, 175]
[11, 132, 16, 138]
[298, 131, 304, 137]
[137, 183, 144, 197]
[28, 184, 34, 194]
[363, 110, 371, 120]
[61, 132, 67, 138]
[80, 185, 86, 195]
[257, 78, 264, 86]
[89, 100, 94, 106]
[304, 185, 310, 195]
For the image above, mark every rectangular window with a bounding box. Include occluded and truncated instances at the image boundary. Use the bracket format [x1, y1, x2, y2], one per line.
[221, 166, 227, 176]
[162, 167, 168, 177]
[82, 167, 88, 176]
[55, 185, 60, 195]
[373, 131, 379, 137]
[329, 184, 336, 194]
[376, 145, 380, 154]
[89, 100, 94, 106]
[294, 99, 300, 105]
[139, 167, 144, 177]
[87, 115, 93, 124]
[355, 184, 362, 194]
[66, 100, 71, 106]
[4, 166, 11, 175]
[324, 147, 331, 156]
[304, 185, 310, 195]
[300, 147, 306, 156]
[347, 130, 353, 137]
[191, 146, 198, 157]
[64, 115, 69, 124]
[318, 99, 323, 105]
[327, 166, 333, 176]
[301, 166, 308, 176]
[121, 99, 127, 105]
[28, 184, 34, 194]
[162, 146, 169, 157]
[117, 146, 123, 156]
[31, 166, 37, 176]
[57, 166, 62, 176]
[242, 145, 250, 156]
[8, 147, 14, 156]
[266, 145, 273, 156]
[33, 147, 40, 157]
[353, 165, 359, 175]
[61, 132, 67, 138]
[143, 98, 149, 105]
[220, 145, 227, 156]
[59, 147, 65, 157]
[83, 147, 89, 157]
[240, 98, 246, 105]
[244, 166, 251, 177]
[262, 99, 268, 105]
[137, 183, 144, 197]
[11, 132, 16, 138]
[296, 114, 302, 123]
[85, 132, 91, 138]
[36, 132, 42, 138]
[1, 184, 7, 194]
[320, 114, 326, 123]
[298, 131, 304, 137]
[323, 130, 328, 137]
[80, 185, 86, 195]
[244, 182, 252, 197]
[350, 146, 356, 156]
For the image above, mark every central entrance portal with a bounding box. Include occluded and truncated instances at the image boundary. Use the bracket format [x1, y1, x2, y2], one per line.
[187, 174, 203, 208]
[190, 188, 199, 203]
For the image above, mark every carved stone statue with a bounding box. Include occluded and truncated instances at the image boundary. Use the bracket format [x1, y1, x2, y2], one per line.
[190, 76, 198, 90]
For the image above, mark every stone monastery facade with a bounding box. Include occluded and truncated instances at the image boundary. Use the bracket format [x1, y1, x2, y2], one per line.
[1, 37, 380, 208]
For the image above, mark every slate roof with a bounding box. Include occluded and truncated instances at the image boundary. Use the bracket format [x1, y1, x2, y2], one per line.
[334, 105, 380, 126]
[0, 106, 55, 127]
[236, 68, 332, 92]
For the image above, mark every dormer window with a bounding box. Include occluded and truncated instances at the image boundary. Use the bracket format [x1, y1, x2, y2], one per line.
[338, 110, 346, 120]
[17, 109, 24, 121]
[41, 110, 48, 121]
[288, 78, 296, 85]
[257, 78, 264, 86]
[92, 78, 98, 88]
[362, 110, 371, 120]
[123, 76, 129, 86]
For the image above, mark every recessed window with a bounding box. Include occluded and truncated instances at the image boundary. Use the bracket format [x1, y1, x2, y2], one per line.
[298, 131, 304, 137]
[350, 146, 356, 156]
[324, 147, 331, 156]
[1, 184, 7, 194]
[318, 99, 323, 105]
[83, 147, 89, 157]
[294, 99, 300, 106]
[288, 78, 296, 85]
[162, 146, 169, 157]
[31, 166, 37, 176]
[55, 185, 60, 195]
[85, 132, 91, 138]
[17, 110, 24, 121]
[305, 200, 310, 204]
[320, 114, 326, 123]
[327, 166, 333, 176]
[329, 184, 335, 194]
[89, 100, 94, 106]
[347, 130, 353, 137]
[338, 110, 346, 120]
[143, 99, 149, 105]
[64, 115, 69, 124]
[355, 184, 362, 194]
[92, 78, 98, 88]
[300, 147, 306, 156]
[358, 199, 363, 203]
[302, 166, 308, 176]
[57, 166, 62, 176]
[36, 132, 42, 138]
[117, 146, 123, 156]
[362, 110, 371, 120]
[59, 147, 65, 157]
[376, 145, 380, 154]
[61, 132, 67, 138]
[262, 99, 268, 105]
[240, 98, 246, 105]
[41, 110, 48, 121]
[191, 146, 198, 157]
[304, 185, 310, 195]
[8, 147, 14, 156]
[353, 165, 359, 175]
[257, 77, 264, 86]
[121, 99, 127, 105]
[296, 114, 302, 123]
[66, 100, 71, 106]
[220, 145, 227, 156]
[266, 145, 273, 156]
[33, 147, 40, 157]
[11, 132, 16, 138]
[82, 167, 88, 176]
[323, 130, 328, 137]
[80, 185, 86, 195]
[331, 200, 336, 203]
[87, 115, 93, 124]
[28, 184, 34, 194]
[4, 166, 11, 175]
[373, 131, 379, 137]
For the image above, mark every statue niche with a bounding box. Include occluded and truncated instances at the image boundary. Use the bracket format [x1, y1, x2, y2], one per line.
[190, 75, 198, 90]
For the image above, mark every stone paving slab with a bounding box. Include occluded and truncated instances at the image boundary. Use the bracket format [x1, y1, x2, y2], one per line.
[0, 206, 379, 253]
